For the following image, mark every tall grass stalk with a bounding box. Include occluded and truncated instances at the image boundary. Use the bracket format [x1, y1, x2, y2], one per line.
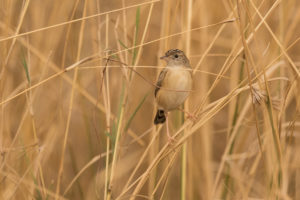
[1, 1, 300, 199]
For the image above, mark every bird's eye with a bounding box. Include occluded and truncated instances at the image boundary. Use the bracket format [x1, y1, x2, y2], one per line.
[174, 54, 178, 58]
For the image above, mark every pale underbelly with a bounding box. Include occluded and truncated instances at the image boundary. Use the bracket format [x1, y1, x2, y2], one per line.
[157, 90, 190, 110]
[156, 69, 192, 111]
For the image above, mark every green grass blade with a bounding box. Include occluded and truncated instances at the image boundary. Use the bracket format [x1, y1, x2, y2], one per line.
[131, 7, 140, 65]
[118, 39, 132, 54]
[116, 82, 125, 131]
[21, 53, 31, 84]
[105, 128, 115, 143]
[108, 81, 126, 148]
[222, 53, 245, 200]
[124, 92, 149, 132]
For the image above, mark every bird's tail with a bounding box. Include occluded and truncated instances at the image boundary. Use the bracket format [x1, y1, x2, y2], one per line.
[154, 110, 166, 124]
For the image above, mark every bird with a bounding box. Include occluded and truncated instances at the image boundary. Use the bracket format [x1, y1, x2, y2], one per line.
[153, 49, 192, 141]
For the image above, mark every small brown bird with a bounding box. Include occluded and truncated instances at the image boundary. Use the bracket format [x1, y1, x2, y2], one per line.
[154, 49, 192, 140]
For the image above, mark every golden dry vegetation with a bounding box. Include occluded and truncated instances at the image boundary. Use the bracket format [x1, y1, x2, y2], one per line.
[0, 0, 300, 199]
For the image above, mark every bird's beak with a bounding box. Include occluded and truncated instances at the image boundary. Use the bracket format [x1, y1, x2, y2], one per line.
[160, 55, 167, 60]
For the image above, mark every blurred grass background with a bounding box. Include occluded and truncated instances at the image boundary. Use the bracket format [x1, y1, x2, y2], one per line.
[0, 0, 300, 199]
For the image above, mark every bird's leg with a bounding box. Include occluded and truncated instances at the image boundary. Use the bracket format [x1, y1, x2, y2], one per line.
[177, 107, 197, 122]
[165, 112, 175, 143]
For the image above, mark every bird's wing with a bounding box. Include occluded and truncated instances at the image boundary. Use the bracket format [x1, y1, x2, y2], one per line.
[155, 68, 168, 97]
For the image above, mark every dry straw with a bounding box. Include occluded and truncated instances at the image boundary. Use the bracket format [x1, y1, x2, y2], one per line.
[0, 0, 299, 200]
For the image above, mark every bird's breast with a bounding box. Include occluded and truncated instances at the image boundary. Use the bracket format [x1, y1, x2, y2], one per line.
[156, 67, 192, 111]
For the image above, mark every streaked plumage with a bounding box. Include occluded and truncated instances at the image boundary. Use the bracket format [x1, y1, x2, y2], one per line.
[154, 49, 192, 125]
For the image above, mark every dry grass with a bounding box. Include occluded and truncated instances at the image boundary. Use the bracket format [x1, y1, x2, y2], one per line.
[0, 0, 300, 199]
